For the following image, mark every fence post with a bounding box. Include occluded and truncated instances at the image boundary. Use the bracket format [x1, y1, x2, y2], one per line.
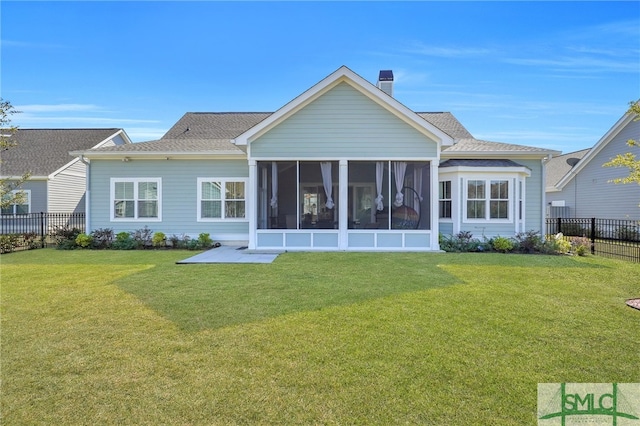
[590, 217, 596, 255]
[556, 217, 562, 235]
[40, 212, 46, 248]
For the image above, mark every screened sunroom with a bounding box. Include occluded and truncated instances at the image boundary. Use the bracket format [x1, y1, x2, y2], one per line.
[252, 159, 436, 251]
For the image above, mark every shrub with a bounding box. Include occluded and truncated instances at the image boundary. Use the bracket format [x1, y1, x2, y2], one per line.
[50, 225, 82, 250]
[570, 236, 590, 256]
[514, 230, 544, 254]
[439, 231, 483, 252]
[75, 233, 93, 248]
[545, 233, 571, 254]
[167, 234, 192, 249]
[186, 239, 202, 250]
[133, 226, 153, 249]
[492, 236, 514, 253]
[152, 232, 167, 248]
[91, 228, 114, 249]
[22, 232, 41, 250]
[0, 234, 19, 254]
[198, 233, 214, 249]
[168, 234, 182, 249]
[111, 232, 136, 250]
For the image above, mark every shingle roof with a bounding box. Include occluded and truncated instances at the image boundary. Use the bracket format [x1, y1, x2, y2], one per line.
[87, 111, 473, 155]
[439, 159, 527, 168]
[0, 128, 124, 176]
[545, 148, 591, 188]
[87, 113, 270, 154]
[163, 112, 272, 139]
[443, 138, 556, 154]
[88, 138, 246, 154]
[417, 112, 474, 139]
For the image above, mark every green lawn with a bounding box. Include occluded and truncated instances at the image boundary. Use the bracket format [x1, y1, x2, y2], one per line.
[1, 249, 638, 425]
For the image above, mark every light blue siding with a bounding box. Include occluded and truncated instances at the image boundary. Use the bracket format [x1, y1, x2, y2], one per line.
[313, 232, 339, 247]
[520, 159, 544, 232]
[89, 159, 250, 239]
[348, 232, 375, 247]
[439, 222, 454, 235]
[258, 232, 284, 247]
[251, 82, 438, 159]
[405, 233, 430, 248]
[286, 232, 311, 247]
[377, 233, 403, 247]
[444, 158, 545, 238]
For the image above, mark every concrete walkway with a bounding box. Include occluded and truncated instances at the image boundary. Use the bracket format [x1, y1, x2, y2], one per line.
[177, 245, 282, 264]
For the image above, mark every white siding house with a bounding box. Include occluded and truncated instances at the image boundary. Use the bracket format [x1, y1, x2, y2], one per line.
[1, 129, 131, 214]
[73, 66, 558, 251]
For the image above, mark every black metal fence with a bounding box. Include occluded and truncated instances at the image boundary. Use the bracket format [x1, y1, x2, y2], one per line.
[1, 212, 85, 251]
[546, 217, 640, 263]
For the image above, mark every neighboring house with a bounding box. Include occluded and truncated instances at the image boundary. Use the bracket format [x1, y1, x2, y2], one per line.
[1, 129, 131, 214]
[546, 109, 640, 219]
[73, 66, 557, 251]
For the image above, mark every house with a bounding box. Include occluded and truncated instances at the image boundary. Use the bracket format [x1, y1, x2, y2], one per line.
[1, 128, 131, 215]
[546, 109, 640, 220]
[72, 66, 557, 251]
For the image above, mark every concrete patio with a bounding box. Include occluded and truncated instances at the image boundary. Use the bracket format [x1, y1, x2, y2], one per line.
[177, 245, 282, 264]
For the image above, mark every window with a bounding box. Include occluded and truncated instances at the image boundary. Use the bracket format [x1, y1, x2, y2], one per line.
[1, 190, 30, 215]
[518, 181, 523, 220]
[466, 179, 510, 221]
[490, 180, 509, 219]
[439, 181, 451, 219]
[467, 180, 485, 219]
[111, 178, 161, 221]
[198, 178, 247, 220]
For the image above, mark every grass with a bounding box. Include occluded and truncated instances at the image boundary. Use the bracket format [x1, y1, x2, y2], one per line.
[1, 249, 639, 425]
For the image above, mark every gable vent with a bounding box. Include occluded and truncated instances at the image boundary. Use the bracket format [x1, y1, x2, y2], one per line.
[377, 70, 394, 97]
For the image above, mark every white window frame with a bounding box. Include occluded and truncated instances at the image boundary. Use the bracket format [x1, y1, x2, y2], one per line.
[110, 178, 162, 222]
[1, 190, 31, 215]
[438, 180, 452, 220]
[197, 178, 248, 222]
[463, 178, 512, 223]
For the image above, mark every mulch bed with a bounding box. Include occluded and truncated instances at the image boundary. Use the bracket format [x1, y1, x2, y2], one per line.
[626, 298, 640, 311]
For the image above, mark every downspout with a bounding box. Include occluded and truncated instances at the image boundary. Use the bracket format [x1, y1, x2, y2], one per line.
[541, 155, 552, 235]
[79, 155, 91, 232]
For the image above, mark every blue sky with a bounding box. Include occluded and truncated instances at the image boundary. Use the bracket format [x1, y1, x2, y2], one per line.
[2, 1, 639, 154]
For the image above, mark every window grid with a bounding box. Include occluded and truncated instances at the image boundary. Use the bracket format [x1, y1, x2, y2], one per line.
[465, 179, 510, 221]
[111, 179, 160, 221]
[198, 179, 247, 221]
[439, 181, 452, 219]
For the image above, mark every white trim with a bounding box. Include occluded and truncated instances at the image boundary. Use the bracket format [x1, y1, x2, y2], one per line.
[196, 177, 249, 222]
[462, 178, 514, 224]
[554, 112, 635, 191]
[56, 130, 130, 177]
[439, 166, 531, 177]
[0, 175, 48, 180]
[73, 152, 247, 161]
[248, 164, 257, 249]
[109, 177, 162, 222]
